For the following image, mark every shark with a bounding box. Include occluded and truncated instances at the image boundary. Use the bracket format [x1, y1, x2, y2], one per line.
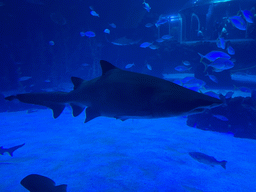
[0, 143, 25, 157]
[5, 60, 222, 123]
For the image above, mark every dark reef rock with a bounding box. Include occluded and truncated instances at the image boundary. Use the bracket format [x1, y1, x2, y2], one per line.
[187, 93, 256, 140]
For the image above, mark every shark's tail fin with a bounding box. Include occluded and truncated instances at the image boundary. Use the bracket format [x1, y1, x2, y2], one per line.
[7, 143, 25, 157]
[5, 92, 69, 118]
[220, 160, 227, 169]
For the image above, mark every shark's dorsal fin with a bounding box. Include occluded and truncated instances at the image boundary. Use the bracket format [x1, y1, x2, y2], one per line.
[100, 60, 118, 75]
[71, 77, 84, 90]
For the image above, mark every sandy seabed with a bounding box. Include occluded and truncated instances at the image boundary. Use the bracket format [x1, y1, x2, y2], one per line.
[0, 106, 256, 192]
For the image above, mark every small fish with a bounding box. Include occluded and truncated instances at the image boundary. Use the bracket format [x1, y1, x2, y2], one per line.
[44, 79, 51, 83]
[49, 41, 55, 46]
[161, 35, 172, 40]
[208, 58, 234, 71]
[197, 30, 203, 37]
[0, 143, 25, 157]
[189, 152, 227, 169]
[216, 39, 222, 48]
[146, 64, 152, 70]
[224, 91, 234, 99]
[90, 10, 99, 17]
[145, 23, 154, 28]
[218, 37, 225, 49]
[81, 63, 89, 67]
[19, 76, 32, 81]
[229, 16, 246, 30]
[175, 65, 191, 72]
[109, 23, 116, 28]
[125, 63, 135, 69]
[181, 76, 195, 84]
[182, 61, 190, 66]
[155, 18, 168, 27]
[180, 77, 196, 84]
[20, 174, 67, 192]
[227, 45, 235, 55]
[111, 37, 140, 46]
[213, 114, 229, 121]
[222, 27, 227, 34]
[173, 79, 183, 86]
[206, 73, 218, 83]
[104, 29, 110, 34]
[80, 32, 85, 37]
[186, 86, 201, 92]
[183, 78, 206, 89]
[85, 31, 96, 38]
[140, 42, 152, 48]
[241, 10, 254, 23]
[155, 38, 164, 43]
[204, 91, 220, 99]
[142, 0, 151, 12]
[198, 51, 231, 62]
[149, 44, 159, 50]
[239, 86, 251, 93]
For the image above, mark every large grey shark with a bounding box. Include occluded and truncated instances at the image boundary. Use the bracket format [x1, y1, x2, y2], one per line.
[5, 60, 222, 123]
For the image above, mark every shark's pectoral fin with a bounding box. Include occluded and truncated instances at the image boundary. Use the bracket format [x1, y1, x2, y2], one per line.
[47, 104, 65, 118]
[84, 107, 100, 123]
[70, 103, 85, 117]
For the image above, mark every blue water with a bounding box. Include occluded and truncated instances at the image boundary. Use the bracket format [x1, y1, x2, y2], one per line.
[1, 0, 256, 191]
[1, 100, 256, 191]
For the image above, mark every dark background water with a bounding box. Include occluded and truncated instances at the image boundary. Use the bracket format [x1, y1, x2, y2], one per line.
[0, 0, 256, 93]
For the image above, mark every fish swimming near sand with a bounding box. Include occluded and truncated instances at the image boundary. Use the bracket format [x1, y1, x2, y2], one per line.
[0, 143, 25, 157]
[5, 60, 222, 123]
[189, 152, 227, 169]
[20, 174, 67, 192]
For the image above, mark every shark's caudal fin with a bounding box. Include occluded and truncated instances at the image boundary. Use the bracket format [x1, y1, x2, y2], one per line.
[220, 160, 227, 169]
[0, 143, 25, 156]
[4, 76, 87, 119]
[5, 93, 66, 119]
